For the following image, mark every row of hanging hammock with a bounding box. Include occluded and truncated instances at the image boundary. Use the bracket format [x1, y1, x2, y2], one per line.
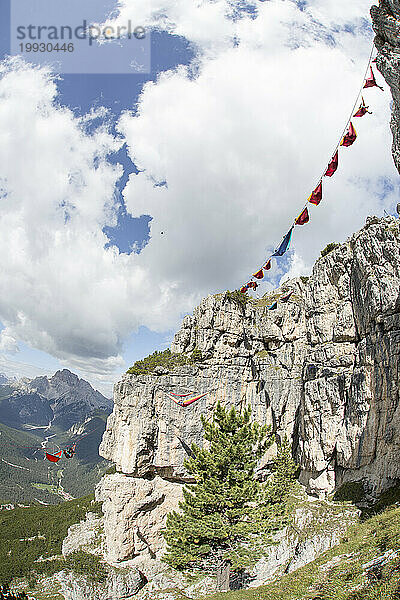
[8, 422, 105, 463]
[45, 444, 76, 463]
[43, 422, 105, 462]
[265, 290, 294, 311]
[240, 57, 383, 296]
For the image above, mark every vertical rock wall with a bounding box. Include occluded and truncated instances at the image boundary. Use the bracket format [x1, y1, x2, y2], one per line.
[98, 217, 400, 564]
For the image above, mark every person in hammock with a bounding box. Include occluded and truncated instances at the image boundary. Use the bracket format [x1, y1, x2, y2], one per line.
[63, 445, 76, 459]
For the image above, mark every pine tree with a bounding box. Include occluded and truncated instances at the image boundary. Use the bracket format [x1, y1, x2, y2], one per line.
[163, 403, 297, 589]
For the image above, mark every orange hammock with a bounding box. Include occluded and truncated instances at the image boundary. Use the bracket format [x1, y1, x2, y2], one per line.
[166, 392, 208, 407]
[45, 450, 63, 463]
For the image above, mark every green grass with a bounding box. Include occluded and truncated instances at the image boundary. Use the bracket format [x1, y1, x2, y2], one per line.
[0, 494, 102, 586]
[31, 484, 59, 494]
[201, 497, 400, 600]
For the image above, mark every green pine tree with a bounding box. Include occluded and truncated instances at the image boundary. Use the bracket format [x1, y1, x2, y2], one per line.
[162, 403, 297, 585]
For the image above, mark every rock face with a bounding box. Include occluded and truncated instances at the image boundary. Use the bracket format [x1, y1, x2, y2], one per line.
[371, 0, 400, 172]
[98, 216, 400, 570]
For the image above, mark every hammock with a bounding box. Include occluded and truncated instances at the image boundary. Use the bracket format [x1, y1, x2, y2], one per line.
[308, 181, 323, 206]
[272, 227, 293, 257]
[253, 269, 264, 280]
[295, 207, 309, 226]
[166, 392, 208, 407]
[263, 259, 272, 271]
[341, 122, 357, 147]
[325, 151, 339, 177]
[45, 450, 63, 463]
[364, 66, 383, 90]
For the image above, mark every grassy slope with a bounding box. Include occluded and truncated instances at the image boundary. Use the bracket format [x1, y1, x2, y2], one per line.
[3, 487, 400, 600]
[203, 490, 400, 600]
[0, 495, 103, 587]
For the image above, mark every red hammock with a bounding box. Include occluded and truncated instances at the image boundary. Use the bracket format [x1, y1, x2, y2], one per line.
[341, 122, 357, 147]
[281, 291, 293, 303]
[308, 181, 323, 206]
[325, 151, 339, 177]
[45, 450, 63, 463]
[295, 207, 309, 226]
[364, 67, 383, 91]
[166, 392, 208, 407]
[263, 259, 272, 271]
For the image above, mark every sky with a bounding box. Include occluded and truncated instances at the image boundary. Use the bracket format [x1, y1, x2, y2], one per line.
[0, 0, 398, 396]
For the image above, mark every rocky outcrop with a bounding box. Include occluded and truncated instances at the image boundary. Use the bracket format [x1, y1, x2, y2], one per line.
[97, 474, 184, 563]
[57, 567, 146, 600]
[97, 216, 400, 572]
[371, 0, 400, 172]
[248, 495, 359, 587]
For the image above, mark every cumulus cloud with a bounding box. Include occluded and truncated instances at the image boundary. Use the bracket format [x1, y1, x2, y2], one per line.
[0, 0, 399, 386]
[0, 328, 19, 353]
[117, 0, 397, 291]
[0, 58, 195, 384]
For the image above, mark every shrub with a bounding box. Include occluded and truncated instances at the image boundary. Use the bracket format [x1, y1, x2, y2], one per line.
[64, 551, 108, 583]
[127, 348, 204, 375]
[226, 289, 249, 309]
[321, 243, 339, 258]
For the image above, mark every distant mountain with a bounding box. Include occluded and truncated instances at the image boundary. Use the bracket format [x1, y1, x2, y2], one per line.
[0, 369, 112, 431]
[0, 370, 112, 504]
[0, 373, 9, 385]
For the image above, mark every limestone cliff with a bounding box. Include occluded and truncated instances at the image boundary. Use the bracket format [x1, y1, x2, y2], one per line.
[97, 214, 400, 570]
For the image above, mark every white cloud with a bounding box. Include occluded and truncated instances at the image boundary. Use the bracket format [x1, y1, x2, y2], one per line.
[0, 1, 398, 385]
[118, 1, 397, 290]
[0, 58, 196, 384]
[0, 329, 19, 353]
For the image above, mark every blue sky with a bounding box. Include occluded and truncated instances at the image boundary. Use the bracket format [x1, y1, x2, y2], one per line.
[0, 0, 194, 391]
[0, 0, 398, 395]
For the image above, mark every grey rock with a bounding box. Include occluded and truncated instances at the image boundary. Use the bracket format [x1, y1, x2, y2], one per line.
[250, 496, 359, 586]
[57, 566, 146, 600]
[62, 512, 105, 557]
[96, 474, 184, 563]
[371, 1, 400, 174]
[98, 216, 400, 566]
